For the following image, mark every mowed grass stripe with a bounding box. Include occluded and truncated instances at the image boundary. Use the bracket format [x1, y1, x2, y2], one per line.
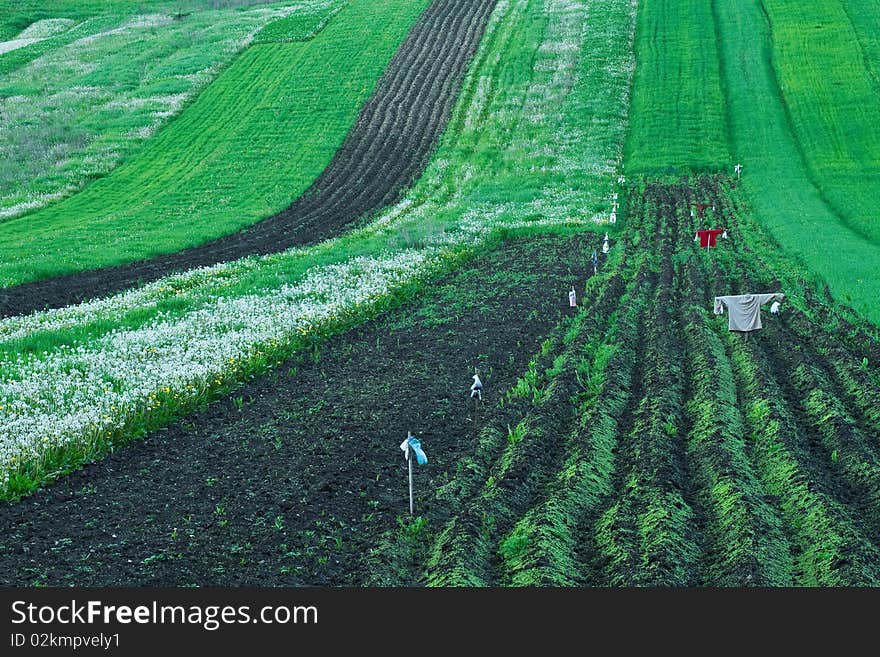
[713, 0, 880, 326]
[840, 0, 880, 89]
[761, 1, 880, 244]
[624, 0, 728, 173]
[1, 5, 314, 223]
[0, 0, 429, 287]
[251, 0, 348, 43]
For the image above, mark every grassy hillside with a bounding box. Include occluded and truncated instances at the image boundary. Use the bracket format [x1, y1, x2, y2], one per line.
[0, 0, 426, 287]
[0, 1, 282, 40]
[713, 0, 880, 325]
[758, 1, 880, 245]
[0, 3, 339, 223]
[0, 0, 635, 498]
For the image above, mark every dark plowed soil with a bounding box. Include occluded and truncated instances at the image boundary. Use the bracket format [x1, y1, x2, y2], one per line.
[0, 0, 498, 319]
[0, 234, 596, 586]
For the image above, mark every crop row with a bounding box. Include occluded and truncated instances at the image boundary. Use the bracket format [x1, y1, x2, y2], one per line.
[425, 234, 641, 586]
[675, 248, 793, 585]
[589, 184, 703, 586]
[418, 174, 880, 586]
[727, 334, 880, 585]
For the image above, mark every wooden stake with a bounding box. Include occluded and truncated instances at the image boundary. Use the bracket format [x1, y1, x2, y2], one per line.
[407, 431, 414, 515]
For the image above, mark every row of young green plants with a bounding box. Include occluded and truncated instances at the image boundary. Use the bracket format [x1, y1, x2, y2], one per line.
[424, 181, 739, 586]
[495, 251, 642, 587]
[708, 177, 880, 447]
[788, 354, 880, 539]
[613, 178, 851, 586]
[588, 184, 707, 587]
[418, 175, 880, 586]
[562, 175, 880, 586]
[726, 332, 880, 585]
[422, 230, 638, 586]
[673, 190, 796, 585]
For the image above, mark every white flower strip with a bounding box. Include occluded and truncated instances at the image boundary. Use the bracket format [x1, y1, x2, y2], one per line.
[18, 19, 77, 41]
[0, 38, 40, 56]
[0, 257, 260, 344]
[0, 19, 76, 55]
[0, 203, 590, 347]
[0, 191, 70, 220]
[0, 249, 430, 486]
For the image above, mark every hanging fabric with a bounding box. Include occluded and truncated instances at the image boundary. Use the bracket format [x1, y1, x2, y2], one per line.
[714, 294, 785, 332]
[695, 229, 726, 248]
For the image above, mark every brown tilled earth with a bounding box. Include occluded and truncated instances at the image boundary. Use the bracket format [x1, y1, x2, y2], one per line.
[0, 234, 599, 586]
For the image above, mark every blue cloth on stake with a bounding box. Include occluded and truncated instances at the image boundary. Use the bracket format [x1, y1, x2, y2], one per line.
[407, 437, 428, 465]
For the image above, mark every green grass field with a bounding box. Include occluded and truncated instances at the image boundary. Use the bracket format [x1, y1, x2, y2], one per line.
[0, 0, 282, 40]
[624, 0, 728, 173]
[0, 0, 635, 497]
[0, 3, 336, 223]
[712, 0, 880, 325]
[1, 17, 116, 76]
[252, 0, 347, 42]
[0, 0, 426, 287]
[759, 1, 880, 243]
[403, 0, 632, 229]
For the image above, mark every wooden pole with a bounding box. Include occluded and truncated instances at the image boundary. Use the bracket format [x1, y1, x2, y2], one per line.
[407, 431, 414, 515]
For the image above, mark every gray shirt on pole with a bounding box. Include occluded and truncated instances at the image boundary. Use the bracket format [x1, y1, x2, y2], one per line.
[714, 293, 785, 332]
